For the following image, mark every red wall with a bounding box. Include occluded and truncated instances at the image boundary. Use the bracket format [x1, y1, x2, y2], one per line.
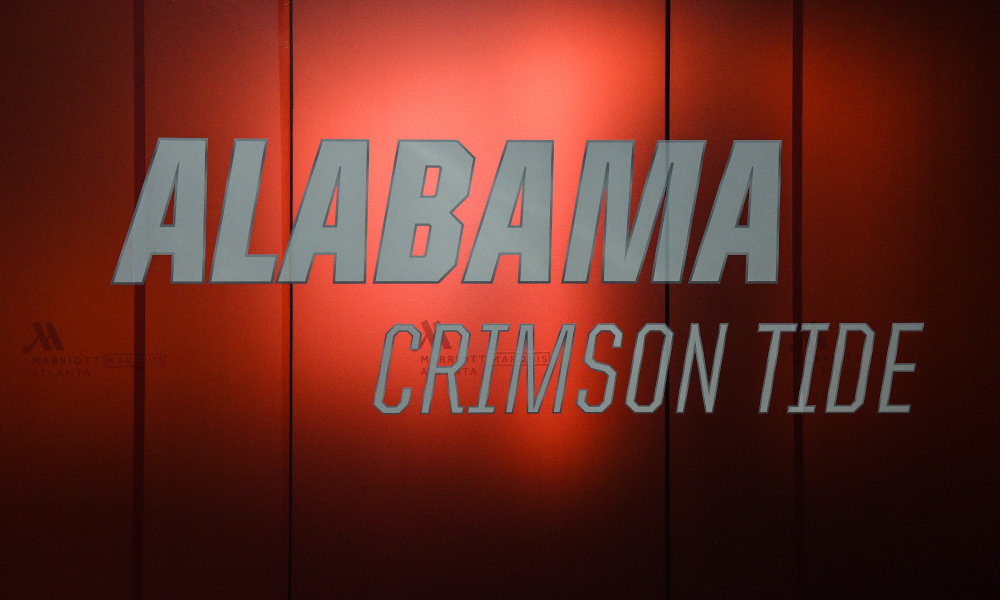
[2, 1, 996, 598]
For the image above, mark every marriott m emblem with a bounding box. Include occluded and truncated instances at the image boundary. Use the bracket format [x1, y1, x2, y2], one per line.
[23, 322, 64, 352]
[419, 320, 453, 350]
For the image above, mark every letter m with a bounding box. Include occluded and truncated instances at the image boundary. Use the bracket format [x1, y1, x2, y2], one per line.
[23, 322, 63, 352]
